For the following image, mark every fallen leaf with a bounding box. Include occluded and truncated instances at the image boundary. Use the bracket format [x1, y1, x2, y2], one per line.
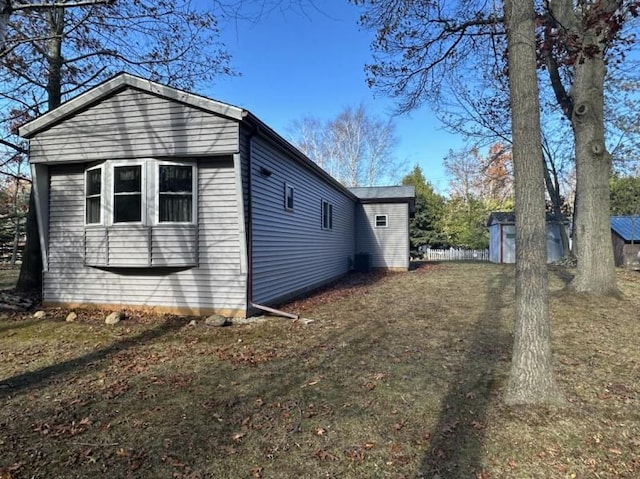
[313, 449, 338, 461]
[250, 466, 263, 478]
[392, 422, 404, 431]
[116, 448, 130, 457]
[470, 421, 484, 430]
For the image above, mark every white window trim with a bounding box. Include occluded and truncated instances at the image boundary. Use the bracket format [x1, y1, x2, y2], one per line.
[85, 159, 199, 227]
[321, 199, 333, 230]
[111, 161, 146, 225]
[284, 183, 294, 211]
[375, 214, 388, 228]
[84, 164, 104, 226]
[154, 160, 197, 225]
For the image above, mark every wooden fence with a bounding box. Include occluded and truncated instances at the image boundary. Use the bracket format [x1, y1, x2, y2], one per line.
[419, 248, 489, 262]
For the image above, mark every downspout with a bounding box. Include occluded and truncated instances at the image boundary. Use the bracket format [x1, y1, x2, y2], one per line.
[245, 123, 299, 320]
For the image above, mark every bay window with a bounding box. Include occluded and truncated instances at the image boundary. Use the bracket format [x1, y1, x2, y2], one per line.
[83, 159, 196, 227]
[83, 158, 197, 268]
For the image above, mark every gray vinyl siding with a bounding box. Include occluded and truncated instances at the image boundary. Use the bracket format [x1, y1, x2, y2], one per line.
[44, 159, 247, 315]
[84, 225, 198, 267]
[250, 135, 355, 305]
[355, 203, 410, 270]
[29, 88, 239, 164]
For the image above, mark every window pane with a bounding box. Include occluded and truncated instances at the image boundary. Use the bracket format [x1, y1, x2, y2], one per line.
[86, 169, 101, 196]
[86, 197, 101, 224]
[159, 194, 192, 222]
[328, 204, 333, 229]
[114, 166, 141, 193]
[285, 185, 294, 209]
[114, 194, 142, 222]
[159, 165, 192, 193]
[322, 201, 330, 229]
[375, 215, 387, 227]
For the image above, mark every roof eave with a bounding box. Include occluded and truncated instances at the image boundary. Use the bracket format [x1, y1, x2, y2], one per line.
[242, 111, 359, 202]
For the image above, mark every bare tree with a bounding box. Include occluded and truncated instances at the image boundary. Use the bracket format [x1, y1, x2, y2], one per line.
[444, 144, 513, 206]
[288, 104, 400, 187]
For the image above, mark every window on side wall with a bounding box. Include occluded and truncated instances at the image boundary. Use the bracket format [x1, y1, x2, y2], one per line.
[158, 164, 194, 223]
[321, 199, 333, 230]
[85, 166, 102, 224]
[113, 165, 143, 223]
[284, 183, 294, 211]
[375, 214, 388, 228]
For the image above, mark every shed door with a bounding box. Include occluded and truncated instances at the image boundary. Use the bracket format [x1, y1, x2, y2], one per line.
[502, 225, 516, 263]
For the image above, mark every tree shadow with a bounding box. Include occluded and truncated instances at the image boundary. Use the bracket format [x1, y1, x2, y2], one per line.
[418, 268, 514, 478]
[548, 264, 575, 286]
[0, 318, 186, 399]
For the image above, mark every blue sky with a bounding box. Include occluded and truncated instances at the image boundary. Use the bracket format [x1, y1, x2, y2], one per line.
[204, 1, 464, 193]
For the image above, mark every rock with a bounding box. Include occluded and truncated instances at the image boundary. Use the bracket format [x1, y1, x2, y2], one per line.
[65, 312, 78, 322]
[105, 310, 125, 325]
[188, 319, 197, 326]
[204, 314, 229, 327]
[33, 310, 46, 319]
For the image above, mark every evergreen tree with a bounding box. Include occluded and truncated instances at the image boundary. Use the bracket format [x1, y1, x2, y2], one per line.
[401, 165, 446, 248]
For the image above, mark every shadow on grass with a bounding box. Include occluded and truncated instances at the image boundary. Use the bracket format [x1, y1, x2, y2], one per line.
[418, 268, 513, 478]
[548, 265, 575, 287]
[0, 318, 185, 399]
[0, 318, 44, 335]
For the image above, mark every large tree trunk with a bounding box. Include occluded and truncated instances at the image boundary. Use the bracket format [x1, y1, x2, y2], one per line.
[16, 189, 42, 291]
[544, 0, 620, 295]
[570, 52, 618, 295]
[503, 0, 563, 405]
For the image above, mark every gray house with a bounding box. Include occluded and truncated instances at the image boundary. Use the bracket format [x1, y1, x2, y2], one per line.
[19, 73, 414, 318]
[488, 212, 567, 264]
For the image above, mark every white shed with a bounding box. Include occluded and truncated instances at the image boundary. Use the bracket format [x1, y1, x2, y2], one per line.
[488, 212, 567, 264]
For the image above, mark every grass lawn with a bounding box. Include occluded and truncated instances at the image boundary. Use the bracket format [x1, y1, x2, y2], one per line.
[0, 262, 639, 478]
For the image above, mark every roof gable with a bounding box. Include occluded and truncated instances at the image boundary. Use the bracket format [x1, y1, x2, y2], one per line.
[19, 73, 244, 138]
[611, 216, 640, 241]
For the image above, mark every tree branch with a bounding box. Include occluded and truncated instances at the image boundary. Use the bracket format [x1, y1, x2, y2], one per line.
[542, 42, 573, 119]
[12, 0, 114, 12]
[0, 137, 27, 155]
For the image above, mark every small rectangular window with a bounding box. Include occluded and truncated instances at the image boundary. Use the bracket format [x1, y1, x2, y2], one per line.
[113, 165, 142, 223]
[159, 165, 193, 223]
[85, 167, 102, 224]
[322, 200, 333, 230]
[375, 214, 388, 228]
[284, 183, 294, 210]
